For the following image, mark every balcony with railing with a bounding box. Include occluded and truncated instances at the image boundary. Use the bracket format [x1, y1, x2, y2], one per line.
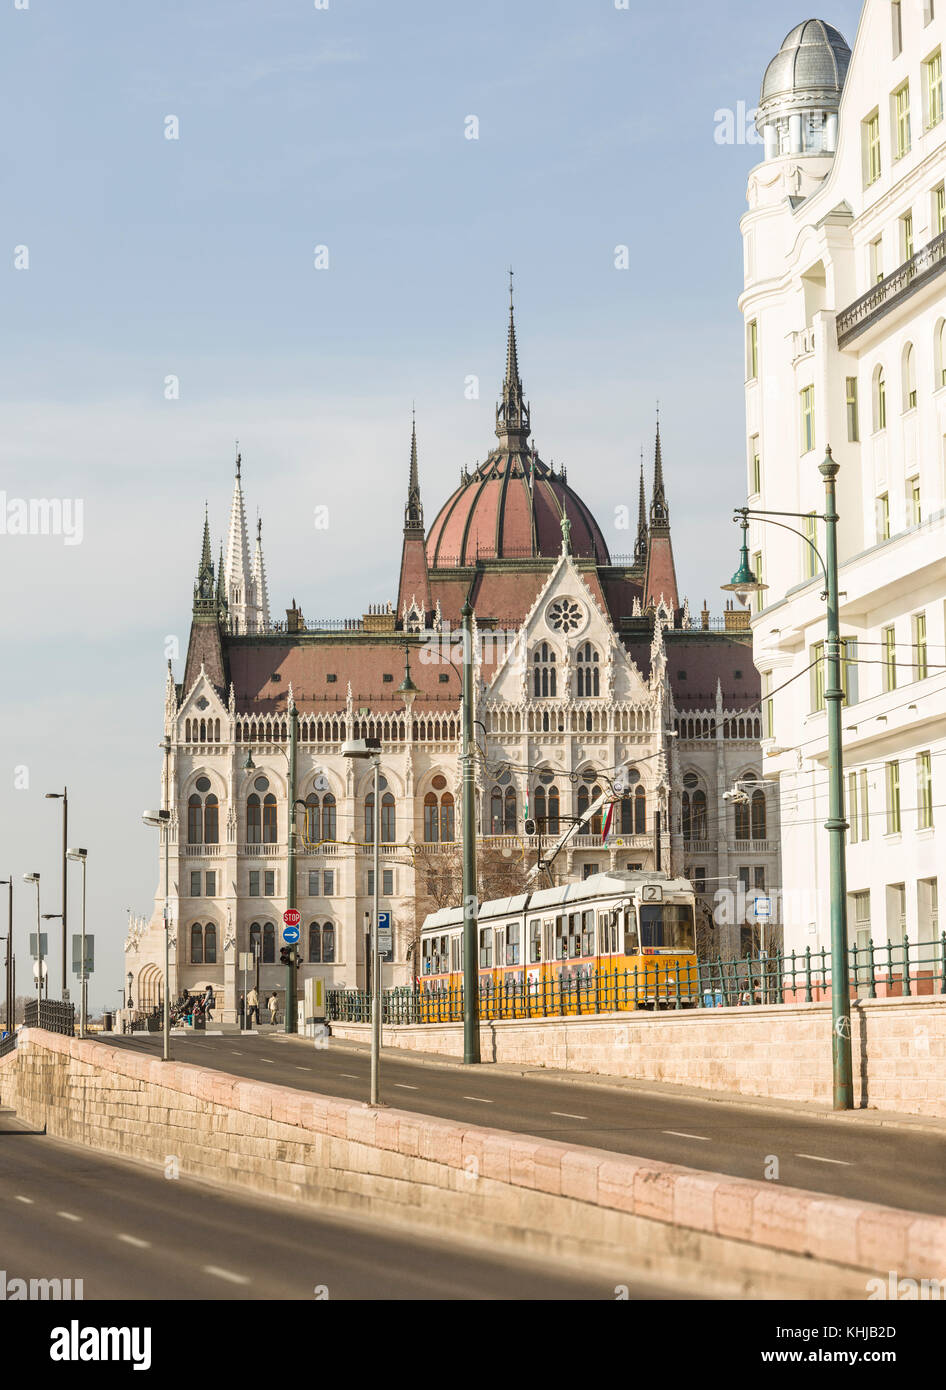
[836, 232, 946, 346]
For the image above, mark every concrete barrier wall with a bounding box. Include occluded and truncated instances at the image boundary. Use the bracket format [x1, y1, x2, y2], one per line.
[1, 1030, 944, 1299]
[330, 995, 946, 1116]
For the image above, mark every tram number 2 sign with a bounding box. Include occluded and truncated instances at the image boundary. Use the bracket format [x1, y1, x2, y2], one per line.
[640, 884, 663, 903]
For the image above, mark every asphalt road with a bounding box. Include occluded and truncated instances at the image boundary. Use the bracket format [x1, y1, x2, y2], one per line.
[110, 1031, 946, 1216]
[0, 1111, 653, 1300]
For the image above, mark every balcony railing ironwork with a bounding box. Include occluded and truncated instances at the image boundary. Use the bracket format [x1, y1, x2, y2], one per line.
[23, 999, 76, 1036]
[836, 232, 946, 346]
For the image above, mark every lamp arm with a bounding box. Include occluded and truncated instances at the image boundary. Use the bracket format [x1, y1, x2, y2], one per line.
[734, 509, 828, 579]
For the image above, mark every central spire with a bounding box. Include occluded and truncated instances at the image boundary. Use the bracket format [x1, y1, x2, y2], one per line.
[650, 407, 669, 529]
[495, 268, 531, 448]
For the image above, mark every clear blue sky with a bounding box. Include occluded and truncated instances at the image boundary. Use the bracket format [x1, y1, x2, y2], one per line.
[0, 0, 865, 1009]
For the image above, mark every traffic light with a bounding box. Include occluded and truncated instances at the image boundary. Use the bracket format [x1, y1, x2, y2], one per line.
[279, 946, 291, 967]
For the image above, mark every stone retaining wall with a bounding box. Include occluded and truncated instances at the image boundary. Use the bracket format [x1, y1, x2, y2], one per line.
[1, 1029, 944, 1299]
[330, 995, 946, 1116]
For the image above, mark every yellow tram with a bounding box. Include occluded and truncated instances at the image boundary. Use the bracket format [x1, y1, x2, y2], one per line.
[417, 870, 698, 1020]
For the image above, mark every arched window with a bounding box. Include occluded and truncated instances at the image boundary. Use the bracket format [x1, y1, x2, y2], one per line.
[204, 923, 216, 964]
[935, 318, 946, 390]
[423, 792, 439, 842]
[249, 922, 261, 960]
[751, 790, 767, 840]
[576, 642, 600, 697]
[681, 792, 691, 841]
[305, 793, 319, 844]
[187, 794, 202, 845]
[190, 923, 203, 963]
[534, 786, 547, 833]
[263, 922, 275, 963]
[621, 795, 634, 834]
[547, 785, 560, 834]
[503, 786, 517, 832]
[440, 793, 455, 842]
[490, 787, 503, 833]
[578, 784, 603, 836]
[204, 794, 218, 844]
[364, 793, 374, 842]
[247, 794, 261, 844]
[734, 799, 750, 840]
[381, 791, 395, 843]
[902, 342, 917, 411]
[634, 786, 646, 834]
[307, 921, 336, 963]
[308, 922, 322, 962]
[692, 790, 707, 839]
[262, 794, 277, 843]
[873, 365, 887, 432]
[322, 794, 336, 841]
[532, 642, 557, 697]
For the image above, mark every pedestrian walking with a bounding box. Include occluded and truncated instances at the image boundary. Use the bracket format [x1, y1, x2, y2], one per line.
[267, 991, 278, 1026]
[238, 992, 245, 1028]
[203, 984, 215, 1022]
[246, 986, 259, 1027]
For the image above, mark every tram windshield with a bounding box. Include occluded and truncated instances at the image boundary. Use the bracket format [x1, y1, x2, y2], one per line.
[638, 903, 695, 951]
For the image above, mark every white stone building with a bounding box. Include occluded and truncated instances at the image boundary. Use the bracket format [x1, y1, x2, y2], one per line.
[740, 6, 945, 961]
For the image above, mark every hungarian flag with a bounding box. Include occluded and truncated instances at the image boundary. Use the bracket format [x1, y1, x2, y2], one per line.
[602, 801, 614, 839]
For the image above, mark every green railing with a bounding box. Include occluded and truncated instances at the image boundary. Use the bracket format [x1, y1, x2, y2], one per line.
[326, 933, 946, 1025]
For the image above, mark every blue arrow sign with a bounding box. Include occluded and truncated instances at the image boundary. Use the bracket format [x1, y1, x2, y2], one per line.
[282, 925, 300, 943]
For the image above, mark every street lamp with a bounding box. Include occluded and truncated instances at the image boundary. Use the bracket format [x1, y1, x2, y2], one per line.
[0, 877, 12, 1031]
[45, 789, 68, 1000]
[142, 809, 171, 1061]
[342, 736, 382, 1105]
[723, 445, 852, 1110]
[66, 849, 88, 1038]
[22, 873, 42, 1020]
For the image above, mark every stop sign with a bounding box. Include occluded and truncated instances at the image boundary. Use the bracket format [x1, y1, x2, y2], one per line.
[283, 909, 301, 927]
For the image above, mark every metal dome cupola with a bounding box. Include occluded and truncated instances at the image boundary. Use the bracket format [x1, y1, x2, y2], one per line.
[756, 18, 851, 161]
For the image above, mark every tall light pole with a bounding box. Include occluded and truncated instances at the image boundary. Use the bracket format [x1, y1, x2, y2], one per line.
[460, 602, 481, 1065]
[723, 445, 853, 1110]
[23, 873, 41, 1020]
[342, 737, 382, 1105]
[142, 809, 171, 1061]
[45, 789, 68, 999]
[66, 849, 88, 1038]
[0, 878, 12, 1031]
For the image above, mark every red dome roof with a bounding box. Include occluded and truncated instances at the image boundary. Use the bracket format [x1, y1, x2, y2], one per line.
[426, 450, 610, 566]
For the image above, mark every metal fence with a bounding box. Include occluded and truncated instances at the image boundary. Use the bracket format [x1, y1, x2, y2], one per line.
[327, 934, 946, 1025]
[0, 1032, 16, 1058]
[23, 999, 76, 1036]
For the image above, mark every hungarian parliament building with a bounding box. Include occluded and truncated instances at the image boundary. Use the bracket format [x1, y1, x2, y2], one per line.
[125, 295, 780, 1020]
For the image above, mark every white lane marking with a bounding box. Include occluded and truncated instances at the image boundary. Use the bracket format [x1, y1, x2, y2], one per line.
[15, 1195, 33, 1205]
[339, 1073, 360, 1079]
[295, 1066, 311, 1071]
[117, 1234, 151, 1248]
[231, 1051, 243, 1056]
[550, 1111, 587, 1120]
[260, 1059, 275, 1064]
[57, 1211, 82, 1222]
[203, 1264, 251, 1285]
[663, 1130, 711, 1142]
[463, 1096, 493, 1103]
[795, 1153, 850, 1166]
[394, 1083, 418, 1090]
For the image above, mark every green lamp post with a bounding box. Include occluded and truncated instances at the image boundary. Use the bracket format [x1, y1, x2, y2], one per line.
[722, 447, 853, 1111]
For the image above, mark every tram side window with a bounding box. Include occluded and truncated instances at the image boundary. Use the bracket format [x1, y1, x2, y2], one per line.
[554, 915, 567, 960]
[450, 936, 460, 972]
[567, 913, 580, 958]
[422, 939, 432, 975]
[580, 910, 595, 956]
[529, 918, 541, 963]
[479, 927, 493, 968]
[506, 923, 521, 966]
[598, 911, 616, 954]
[623, 909, 639, 956]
